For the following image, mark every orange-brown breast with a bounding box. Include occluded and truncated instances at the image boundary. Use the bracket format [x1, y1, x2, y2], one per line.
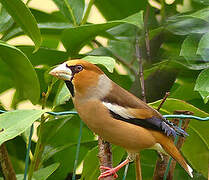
[73, 98, 157, 152]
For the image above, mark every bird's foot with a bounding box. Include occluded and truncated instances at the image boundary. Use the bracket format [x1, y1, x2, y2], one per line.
[98, 159, 130, 180]
[157, 151, 164, 161]
[98, 166, 118, 179]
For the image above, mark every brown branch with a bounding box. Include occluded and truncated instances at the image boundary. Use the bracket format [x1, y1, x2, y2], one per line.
[135, 33, 146, 180]
[135, 153, 142, 180]
[144, 4, 151, 62]
[157, 92, 170, 111]
[153, 111, 192, 180]
[98, 136, 113, 180]
[92, 39, 137, 75]
[136, 37, 146, 103]
[113, 53, 137, 76]
[0, 143, 16, 180]
[166, 111, 193, 180]
[153, 92, 171, 179]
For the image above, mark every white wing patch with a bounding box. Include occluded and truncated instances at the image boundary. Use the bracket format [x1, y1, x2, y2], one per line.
[102, 102, 134, 119]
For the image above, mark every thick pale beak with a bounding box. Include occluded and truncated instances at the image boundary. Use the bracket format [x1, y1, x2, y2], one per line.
[49, 62, 73, 81]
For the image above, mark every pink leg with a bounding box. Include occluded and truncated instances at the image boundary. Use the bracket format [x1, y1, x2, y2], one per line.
[98, 159, 130, 180]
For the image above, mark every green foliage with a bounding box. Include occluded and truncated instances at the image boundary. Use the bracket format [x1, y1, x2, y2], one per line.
[0, 110, 45, 145]
[0, 0, 42, 51]
[150, 98, 209, 177]
[0, 42, 40, 104]
[0, 0, 209, 179]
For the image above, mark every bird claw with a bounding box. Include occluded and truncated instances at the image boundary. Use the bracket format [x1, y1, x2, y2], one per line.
[98, 166, 118, 179]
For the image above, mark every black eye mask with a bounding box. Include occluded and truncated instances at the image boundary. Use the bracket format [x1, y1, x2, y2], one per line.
[65, 64, 84, 97]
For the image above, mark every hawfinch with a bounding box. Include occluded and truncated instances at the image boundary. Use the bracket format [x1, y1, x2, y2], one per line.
[49, 60, 193, 179]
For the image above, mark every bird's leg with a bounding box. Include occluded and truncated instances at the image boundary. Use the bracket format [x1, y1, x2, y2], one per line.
[157, 151, 164, 161]
[98, 159, 130, 180]
[98, 153, 136, 180]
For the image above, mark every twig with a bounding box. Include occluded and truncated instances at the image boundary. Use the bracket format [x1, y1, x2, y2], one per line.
[28, 83, 53, 180]
[135, 154, 142, 180]
[98, 136, 113, 180]
[144, 4, 151, 62]
[136, 36, 146, 103]
[135, 33, 146, 180]
[153, 92, 170, 179]
[24, 124, 34, 180]
[153, 111, 192, 180]
[166, 111, 193, 180]
[0, 143, 16, 180]
[92, 39, 137, 75]
[81, 0, 95, 25]
[72, 120, 83, 180]
[113, 52, 137, 76]
[157, 92, 170, 111]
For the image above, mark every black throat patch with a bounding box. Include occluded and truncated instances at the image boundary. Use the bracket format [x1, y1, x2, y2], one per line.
[65, 80, 74, 97]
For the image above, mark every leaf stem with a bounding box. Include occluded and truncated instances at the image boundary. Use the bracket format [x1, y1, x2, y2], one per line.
[28, 82, 53, 180]
[92, 39, 137, 75]
[144, 4, 151, 62]
[63, 0, 77, 26]
[136, 36, 146, 102]
[72, 120, 83, 180]
[81, 0, 95, 25]
[135, 33, 145, 180]
[160, 0, 165, 23]
[24, 124, 34, 180]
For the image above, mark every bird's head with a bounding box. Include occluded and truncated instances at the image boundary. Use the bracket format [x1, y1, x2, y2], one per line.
[49, 60, 111, 98]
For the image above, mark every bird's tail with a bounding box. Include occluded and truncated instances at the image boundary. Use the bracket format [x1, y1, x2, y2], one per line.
[164, 119, 189, 137]
[153, 131, 193, 178]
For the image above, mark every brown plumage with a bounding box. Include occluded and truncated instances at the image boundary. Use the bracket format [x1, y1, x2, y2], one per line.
[49, 59, 193, 179]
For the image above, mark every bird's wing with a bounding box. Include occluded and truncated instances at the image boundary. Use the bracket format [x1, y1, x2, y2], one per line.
[102, 82, 187, 137]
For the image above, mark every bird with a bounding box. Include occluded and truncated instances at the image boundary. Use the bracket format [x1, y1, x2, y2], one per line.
[49, 59, 193, 179]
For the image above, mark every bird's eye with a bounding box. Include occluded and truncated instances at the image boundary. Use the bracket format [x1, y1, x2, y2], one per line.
[74, 65, 83, 73]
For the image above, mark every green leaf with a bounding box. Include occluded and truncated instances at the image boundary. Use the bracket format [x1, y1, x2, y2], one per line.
[52, 0, 85, 25]
[0, 110, 45, 146]
[81, 145, 125, 179]
[166, 15, 209, 35]
[61, 11, 143, 56]
[53, 82, 71, 107]
[150, 98, 209, 177]
[83, 56, 116, 72]
[33, 163, 60, 180]
[192, 0, 209, 5]
[194, 68, 209, 103]
[18, 46, 68, 66]
[95, 0, 147, 21]
[180, 35, 200, 61]
[2, 22, 72, 42]
[0, 0, 42, 51]
[41, 115, 96, 179]
[197, 32, 209, 61]
[0, 7, 13, 33]
[0, 42, 40, 104]
[186, 7, 209, 21]
[15, 163, 59, 180]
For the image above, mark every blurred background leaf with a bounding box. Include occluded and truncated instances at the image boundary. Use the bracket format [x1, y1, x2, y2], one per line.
[0, 0, 208, 179]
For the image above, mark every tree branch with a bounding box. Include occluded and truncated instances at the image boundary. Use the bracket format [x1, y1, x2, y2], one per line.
[0, 143, 16, 180]
[144, 4, 151, 62]
[92, 39, 137, 75]
[157, 92, 170, 111]
[166, 111, 192, 180]
[136, 36, 146, 103]
[98, 136, 113, 180]
[135, 33, 146, 180]
[153, 110, 192, 180]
